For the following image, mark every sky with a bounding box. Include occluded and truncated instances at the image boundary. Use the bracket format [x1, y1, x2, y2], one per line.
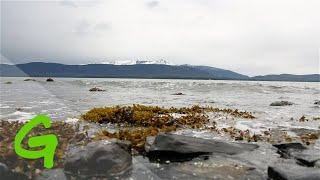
[1, 0, 319, 76]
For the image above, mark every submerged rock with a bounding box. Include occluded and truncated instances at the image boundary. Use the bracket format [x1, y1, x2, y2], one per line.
[270, 101, 294, 106]
[89, 87, 105, 92]
[146, 133, 258, 162]
[172, 92, 185, 95]
[4, 81, 12, 84]
[314, 100, 320, 105]
[24, 78, 36, 81]
[64, 140, 132, 178]
[268, 163, 320, 180]
[46, 78, 54, 82]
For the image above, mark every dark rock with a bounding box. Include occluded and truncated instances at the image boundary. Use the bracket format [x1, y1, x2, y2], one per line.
[291, 149, 320, 167]
[46, 78, 54, 82]
[314, 100, 320, 105]
[36, 169, 67, 180]
[268, 163, 320, 180]
[0, 162, 28, 180]
[172, 92, 185, 95]
[89, 87, 105, 92]
[64, 140, 132, 178]
[273, 143, 320, 167]
[273, 143, 307, 158]
[146, 133, 258, 162]
[270, 101, 294, 106]
[0, 162, 9, 178]
[23, 78, 36, 81]
[4, 81, 12, 84]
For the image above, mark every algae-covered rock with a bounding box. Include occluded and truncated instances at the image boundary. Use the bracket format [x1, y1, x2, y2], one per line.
[64, 140, 132, 178]
[4, 81, 12, 84]
[270, 101, 293, 106]
[146, 133, 259, 162]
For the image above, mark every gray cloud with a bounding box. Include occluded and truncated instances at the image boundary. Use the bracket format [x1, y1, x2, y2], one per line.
[146, 1, 159, 8]
[1, 0, 319, 76]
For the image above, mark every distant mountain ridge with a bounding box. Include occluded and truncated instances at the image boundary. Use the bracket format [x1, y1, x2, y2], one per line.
[252, 74, 320, 82]
[0, 62, 319, 82]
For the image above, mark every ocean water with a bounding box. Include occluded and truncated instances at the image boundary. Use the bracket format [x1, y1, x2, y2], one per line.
[0, 77, 319, 135]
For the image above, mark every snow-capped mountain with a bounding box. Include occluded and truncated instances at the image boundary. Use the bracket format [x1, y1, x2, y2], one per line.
[101, 59, 172, 65]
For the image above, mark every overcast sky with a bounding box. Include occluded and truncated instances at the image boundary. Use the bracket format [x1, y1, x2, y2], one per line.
[1, 0, 319, 76]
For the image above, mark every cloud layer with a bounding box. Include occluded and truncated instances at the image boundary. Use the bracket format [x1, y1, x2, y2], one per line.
[1, 0, 319, 75]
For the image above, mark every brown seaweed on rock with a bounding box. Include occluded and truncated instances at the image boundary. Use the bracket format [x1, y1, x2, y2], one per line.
[83, 104, 255, 152]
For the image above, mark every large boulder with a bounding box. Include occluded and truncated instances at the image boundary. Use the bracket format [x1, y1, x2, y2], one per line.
[270, 101, 294, 106]
[64, 140, 132, 178]
[146, 133, 258, 162]
[268, 163, 320, 180]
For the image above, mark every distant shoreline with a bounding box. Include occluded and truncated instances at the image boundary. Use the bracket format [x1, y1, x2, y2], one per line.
[1, 62, 319, 82]
[1, 76, 319, 83]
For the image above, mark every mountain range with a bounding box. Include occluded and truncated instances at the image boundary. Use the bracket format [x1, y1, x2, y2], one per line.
[0, 62, 319, 82]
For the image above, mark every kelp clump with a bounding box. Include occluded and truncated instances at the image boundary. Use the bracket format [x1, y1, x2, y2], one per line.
[81, 104, 213, 128]
[83, 104, 255, 151]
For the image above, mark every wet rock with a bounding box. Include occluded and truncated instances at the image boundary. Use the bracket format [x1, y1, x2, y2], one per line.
[46, 78, 54, 82]
[154, 158, 265, 180]
[172, 92, 185, 95]
[4, 81, 12, 84]
[36, 169, 67, 180]
[273, 143, 306, 158]
[273, 143, 320, 167]
[0, 162, 9, 178]
[268, 163, 320, 180]
[147, 133, 258, 162]
[24, 78, 36, 81]
[0, 162, 28, 180]
[64, 140, 132, 178]
[270, 101, 294, 106]
[314, 100, 320, 105]
[89, 87, 105, 92]
[291, 149, 320, 167]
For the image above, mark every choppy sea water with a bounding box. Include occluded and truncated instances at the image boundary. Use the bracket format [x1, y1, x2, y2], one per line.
[1, 77, 320, 179]
[1, 77, 319, 133]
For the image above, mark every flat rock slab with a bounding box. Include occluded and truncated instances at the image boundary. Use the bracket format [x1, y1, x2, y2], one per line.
[268, 163, 320, 180]
[147, 133, 258, 162]
[64, 140, 132, 178]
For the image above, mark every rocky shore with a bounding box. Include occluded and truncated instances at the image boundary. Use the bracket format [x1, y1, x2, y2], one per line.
[0, 104, 319, 180]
